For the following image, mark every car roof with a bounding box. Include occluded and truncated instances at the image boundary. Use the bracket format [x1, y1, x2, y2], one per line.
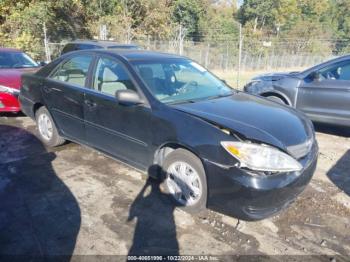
[68, 49, 186, 62]
[66, 40, 138, 48]
[0, 47, 22, 53]
[320, 54, 350, 65]
[301, 53, 350, 75]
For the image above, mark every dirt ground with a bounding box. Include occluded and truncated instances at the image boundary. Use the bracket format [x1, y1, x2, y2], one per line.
[0, 115, 349, 260]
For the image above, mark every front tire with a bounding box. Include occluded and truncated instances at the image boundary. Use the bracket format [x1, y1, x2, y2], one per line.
[161, 149, 207, 213]
[35, 106, 65, 147]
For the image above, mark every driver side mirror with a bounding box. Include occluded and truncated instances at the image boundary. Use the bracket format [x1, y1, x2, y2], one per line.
[310, 71, 322, 82]
[38, 61, 47, 67]
[115, 89, 143, 106]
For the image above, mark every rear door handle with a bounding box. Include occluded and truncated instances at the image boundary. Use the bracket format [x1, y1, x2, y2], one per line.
[84, 99, 97, 108]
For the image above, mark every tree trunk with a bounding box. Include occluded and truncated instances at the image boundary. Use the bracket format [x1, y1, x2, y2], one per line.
[253, 17, 258, 33]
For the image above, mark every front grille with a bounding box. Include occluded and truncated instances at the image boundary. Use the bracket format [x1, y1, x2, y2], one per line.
[287, 139, 313, 159]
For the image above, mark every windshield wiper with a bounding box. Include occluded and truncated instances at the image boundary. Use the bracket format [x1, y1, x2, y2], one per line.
[167, 99, 196, 105]
[168, 94, 233, 105]
[165, 90, 235, 105]
[205, 91, 234, 100]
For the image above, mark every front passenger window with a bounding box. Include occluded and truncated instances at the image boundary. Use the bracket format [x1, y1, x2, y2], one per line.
[93, 57, 136, 96]
[319, 60, 350, 81]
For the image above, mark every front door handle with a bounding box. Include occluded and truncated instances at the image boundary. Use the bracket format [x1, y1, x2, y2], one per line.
[84, 99, 97, 108]
[42, 86, 51, 93]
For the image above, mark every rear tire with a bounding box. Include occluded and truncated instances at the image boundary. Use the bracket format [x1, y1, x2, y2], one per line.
[35, 106, 65, 147]
[161, 149, 207, 213]
[266, 95, 286, 105]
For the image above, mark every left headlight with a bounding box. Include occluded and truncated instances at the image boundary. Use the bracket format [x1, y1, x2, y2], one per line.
[221, 141, 302, 172]
[0, 85, 19, 95]
[244, 80, 260, 90]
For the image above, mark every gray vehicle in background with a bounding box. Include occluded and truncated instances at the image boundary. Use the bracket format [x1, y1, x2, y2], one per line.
[61, 40, 140, 55]
[244, 55, 350, 127]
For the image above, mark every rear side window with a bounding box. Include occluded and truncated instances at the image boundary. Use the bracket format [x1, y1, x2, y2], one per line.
[50, 55, 93, 87]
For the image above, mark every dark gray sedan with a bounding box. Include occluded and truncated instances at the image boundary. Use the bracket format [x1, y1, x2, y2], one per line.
[244, 55, 350, 127]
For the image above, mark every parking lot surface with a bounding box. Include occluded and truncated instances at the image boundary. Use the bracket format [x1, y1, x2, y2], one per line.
[0, 115, 349, 259]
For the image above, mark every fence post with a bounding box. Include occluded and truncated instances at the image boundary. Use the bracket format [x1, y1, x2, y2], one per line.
[225, 43, 229, 71]
[237, 23, 243, 89]
[147, 35, 151, 50]
[205, 43, 210, 68]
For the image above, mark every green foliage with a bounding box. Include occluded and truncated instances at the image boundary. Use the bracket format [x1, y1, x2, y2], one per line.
[239, 0, 350, 55]
[329, 0, 350, 53]
[171, 0, 206, 39]
[0, 1, 51, 58]
[200, 2, 239, 42]
[1, 0, 350, 59]
[238, 0, 300, 33]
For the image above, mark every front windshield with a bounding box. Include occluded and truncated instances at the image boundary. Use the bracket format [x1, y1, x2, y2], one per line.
[0, 52, 38, 69]
[132, 59, 233, 104]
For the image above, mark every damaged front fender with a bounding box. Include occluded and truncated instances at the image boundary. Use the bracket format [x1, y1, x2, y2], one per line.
[244, 80, 276, 95]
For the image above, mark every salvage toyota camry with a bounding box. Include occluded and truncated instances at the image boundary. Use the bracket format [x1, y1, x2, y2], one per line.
[19, 50, 318, 220]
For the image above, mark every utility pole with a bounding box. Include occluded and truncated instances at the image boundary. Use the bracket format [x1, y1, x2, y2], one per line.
[99, 24, 107, 40]
[43, 22, 51, 62]
[178, 24, 187, 55]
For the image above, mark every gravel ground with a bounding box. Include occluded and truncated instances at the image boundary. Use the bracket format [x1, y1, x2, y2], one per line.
[0, 115, 349, 260]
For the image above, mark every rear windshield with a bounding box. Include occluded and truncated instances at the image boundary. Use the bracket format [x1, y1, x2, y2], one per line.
[0, 51, 38, 69]
[61, 44, 75, 54]
[61, 44, 103, 54]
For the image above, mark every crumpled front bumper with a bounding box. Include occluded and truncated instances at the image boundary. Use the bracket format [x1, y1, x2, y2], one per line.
[205, 142, 318, 221]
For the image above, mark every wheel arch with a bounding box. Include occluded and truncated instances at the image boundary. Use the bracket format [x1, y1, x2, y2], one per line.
[153, 142, 209, 209]
[33, 102, 44, 116]
[151, 142, 209, 182]
[153, 142, 203, 168]
[261, 91, 292, 106]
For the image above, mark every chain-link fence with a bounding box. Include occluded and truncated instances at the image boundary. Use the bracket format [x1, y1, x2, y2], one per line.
[46, 38, 338, 88]
[47, 39, 336, 72]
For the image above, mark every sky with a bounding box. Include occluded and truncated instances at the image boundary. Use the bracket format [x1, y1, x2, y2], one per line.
[213, 0, 242, 8]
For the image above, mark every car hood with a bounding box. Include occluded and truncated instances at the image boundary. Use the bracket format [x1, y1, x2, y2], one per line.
[253, 71, 300, 81]
[0, 68, 38, 89]
[172, 92, 312, 151]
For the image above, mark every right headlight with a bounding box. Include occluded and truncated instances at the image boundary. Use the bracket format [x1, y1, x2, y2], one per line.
[221, 141, 302, 172]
